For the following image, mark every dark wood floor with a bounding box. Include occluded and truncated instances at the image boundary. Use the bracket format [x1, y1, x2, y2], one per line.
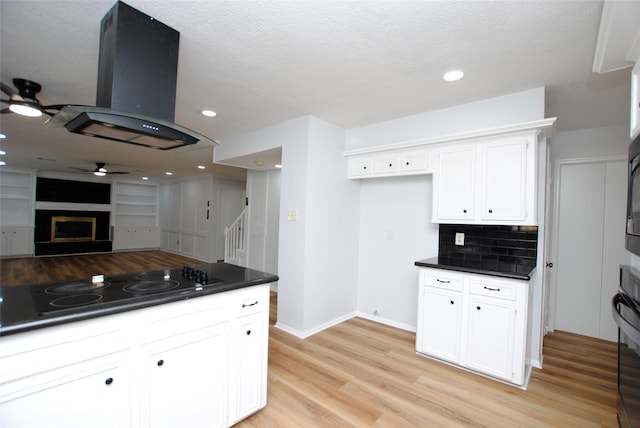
[1, 251, 619, 426]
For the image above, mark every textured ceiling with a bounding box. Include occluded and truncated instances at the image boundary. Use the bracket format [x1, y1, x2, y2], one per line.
[0, 0, 633, 181]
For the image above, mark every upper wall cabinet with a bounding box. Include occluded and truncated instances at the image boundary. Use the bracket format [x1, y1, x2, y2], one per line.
[344, 118, 556, 226]
[347, 148, 432, 179]
[433, 133, 537, 225]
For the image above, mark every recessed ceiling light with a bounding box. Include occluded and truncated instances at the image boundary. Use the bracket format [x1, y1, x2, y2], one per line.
[0, 161, 6, 166]
[142, 176, 149, 180]
[254, 160, 264, 167]
[275, 164, 282, 169]
[197, 165, 206, 169]
[0, 134, 6, 139]
[443, 70, 464, 82]
[0, 150, 5, 156]
[202, 110, 216, 117]
[165, 171, 173, 176]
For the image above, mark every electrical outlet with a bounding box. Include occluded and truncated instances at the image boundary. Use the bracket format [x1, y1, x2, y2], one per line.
[455, 232, 465, 246]
[286, 209, 298, 221]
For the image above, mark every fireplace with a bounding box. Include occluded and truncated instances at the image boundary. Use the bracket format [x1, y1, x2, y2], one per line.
[51, 216, 97, 242]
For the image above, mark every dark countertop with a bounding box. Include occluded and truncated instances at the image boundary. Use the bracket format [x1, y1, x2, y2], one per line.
[0, 262, 278, 336]
[415, 256, 535, 280]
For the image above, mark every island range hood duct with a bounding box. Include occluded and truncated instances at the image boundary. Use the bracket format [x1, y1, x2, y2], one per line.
[57, 1, 206, 150]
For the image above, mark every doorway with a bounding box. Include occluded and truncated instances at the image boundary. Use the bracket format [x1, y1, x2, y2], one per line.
[548, 157, 627, 341]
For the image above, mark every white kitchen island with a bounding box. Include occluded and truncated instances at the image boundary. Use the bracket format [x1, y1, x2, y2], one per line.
[0, 264, 275, 428]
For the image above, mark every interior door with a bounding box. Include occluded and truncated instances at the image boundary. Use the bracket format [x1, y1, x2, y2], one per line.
[550, 158, 627, 341]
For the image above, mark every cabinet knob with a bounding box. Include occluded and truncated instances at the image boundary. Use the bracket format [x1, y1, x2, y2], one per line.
[463, 209, 467, 213]
[388, 163, 393, 167]
[450, 300, 454, 305]
[476, 306, 481, 311]
[157, 359, 164, 367]
[488, 209, 493, 214]
[105, 377, 114, 385]
[405, 161, 410, 166]
[363, 166, 367, 170]
[246, 330, 252, 335]
[546, 262, 554, 268]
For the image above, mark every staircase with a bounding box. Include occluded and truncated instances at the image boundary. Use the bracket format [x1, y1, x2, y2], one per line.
[224, 208, 247, 266]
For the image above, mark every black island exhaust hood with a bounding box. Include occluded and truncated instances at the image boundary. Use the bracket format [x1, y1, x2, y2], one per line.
[47, 1, 214, 151]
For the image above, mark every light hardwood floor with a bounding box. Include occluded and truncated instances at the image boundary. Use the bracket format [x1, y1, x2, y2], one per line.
[0, 251, 618, 427]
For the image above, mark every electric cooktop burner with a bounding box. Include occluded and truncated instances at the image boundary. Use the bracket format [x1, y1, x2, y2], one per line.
[123, 280, 180, 294]
[45, 280, 110, 294]
[30, 265, 224, 316]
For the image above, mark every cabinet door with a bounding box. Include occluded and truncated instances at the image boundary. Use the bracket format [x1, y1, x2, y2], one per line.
[434, 146, 475, 222]
[466, 295, 516, 381]
[480, 138, 528, 222]
[0, 358, 130, 428]
[229, 315, 268, 424]
[145, 327, 228, 428]
[417, 286, 463, 363]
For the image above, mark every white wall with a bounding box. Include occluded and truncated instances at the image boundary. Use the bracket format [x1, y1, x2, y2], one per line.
[356, 175, 438, 331]
[346, 87, 545, 150]
[217, 116, 361, 337]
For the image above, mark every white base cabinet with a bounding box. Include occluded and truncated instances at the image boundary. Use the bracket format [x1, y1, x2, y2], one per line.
[0, 227, 33, 257]
[416, 267, 531, 387]
[0, 284, 270, 428]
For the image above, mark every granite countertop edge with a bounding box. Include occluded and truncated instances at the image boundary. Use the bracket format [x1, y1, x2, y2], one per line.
[415, 257, 534, 280]
[0, 264, 278, 337]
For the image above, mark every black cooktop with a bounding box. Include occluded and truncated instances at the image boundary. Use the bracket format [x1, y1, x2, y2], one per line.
[30, 265, 223, 316]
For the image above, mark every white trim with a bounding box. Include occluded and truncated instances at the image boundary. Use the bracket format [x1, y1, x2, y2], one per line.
[343, 118, 556, 157]
[274, 311, 357, 339]
[356, 312, 416, 333]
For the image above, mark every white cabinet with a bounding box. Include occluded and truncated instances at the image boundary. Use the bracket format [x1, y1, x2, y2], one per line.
[432, 146, 475, 222]
[0, 284, 271, 428]
[227, 286, 270, 425]
[416, 267, 531, 387]
[144, 325, 229, 428]
[347, 148, 432, 179]
[416, 270, 464, 363]
[0, 322, 131, 427]
[0, 227, 33, 256]
[113, 226, 161, 250]
[432, 133, 537, 225]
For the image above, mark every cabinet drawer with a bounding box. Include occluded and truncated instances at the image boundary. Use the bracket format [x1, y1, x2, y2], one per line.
[373, 156, 399, 174]
[400, 150, 430, 173]
[421, 270, 463, 292]
[232, 285, 270, 317]
[469, 279, 517, 301]
[348, 157, 373, 177]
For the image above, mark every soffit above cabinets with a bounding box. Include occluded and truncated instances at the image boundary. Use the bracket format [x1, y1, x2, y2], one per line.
[592, 0, 640, 73]
[343, 118, 556, 157]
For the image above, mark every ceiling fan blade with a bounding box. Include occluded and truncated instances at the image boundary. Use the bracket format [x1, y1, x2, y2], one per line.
[69, 166, 93, 172]
[107, 171, 130, 175]
[0, 82, 18, 97]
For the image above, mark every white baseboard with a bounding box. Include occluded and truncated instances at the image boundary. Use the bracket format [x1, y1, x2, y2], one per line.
[356, 311, 416, 333]
[274, 311, 357, 339]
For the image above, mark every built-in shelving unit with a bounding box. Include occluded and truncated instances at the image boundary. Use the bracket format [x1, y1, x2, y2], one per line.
[113, 181, 160, 250]
[0, 169, 35, 257]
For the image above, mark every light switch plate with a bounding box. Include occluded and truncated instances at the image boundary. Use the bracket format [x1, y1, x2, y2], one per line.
[455, 232, 465, 246]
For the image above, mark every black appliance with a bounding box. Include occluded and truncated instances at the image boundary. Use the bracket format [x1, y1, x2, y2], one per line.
[626, 134, 640, 256]
[47, 1, 214, 150]
[613, 266, 640, 427]
[30, 265, 222, 316]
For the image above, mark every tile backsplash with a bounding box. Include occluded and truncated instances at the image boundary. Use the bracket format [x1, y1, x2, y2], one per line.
[438, 224, 538, 272]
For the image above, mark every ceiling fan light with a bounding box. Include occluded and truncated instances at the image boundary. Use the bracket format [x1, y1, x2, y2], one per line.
[9, 102, 43, 117]
[94, 170, 106, 177]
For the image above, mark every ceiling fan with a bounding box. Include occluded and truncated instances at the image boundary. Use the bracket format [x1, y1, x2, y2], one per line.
[1, 78, 67, 117]
[70, 162, 130, 176]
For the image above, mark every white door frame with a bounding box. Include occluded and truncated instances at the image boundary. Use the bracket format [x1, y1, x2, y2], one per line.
[546, 155, 626, 333]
